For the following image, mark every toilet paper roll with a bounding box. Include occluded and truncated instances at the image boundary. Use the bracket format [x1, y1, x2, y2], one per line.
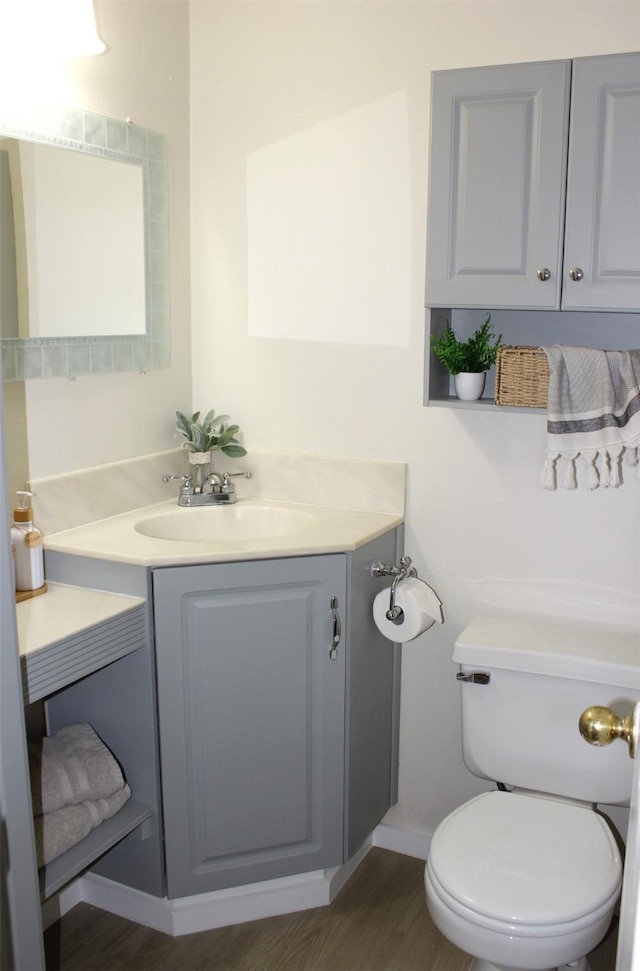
[373, 576, 443, 642]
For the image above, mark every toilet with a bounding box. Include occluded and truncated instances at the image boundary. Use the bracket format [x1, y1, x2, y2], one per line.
[425, 616, 639, 971]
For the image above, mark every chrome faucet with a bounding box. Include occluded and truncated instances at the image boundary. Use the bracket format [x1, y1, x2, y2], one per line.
[203, 470, 224, 493]
[162, 469, 252, 506]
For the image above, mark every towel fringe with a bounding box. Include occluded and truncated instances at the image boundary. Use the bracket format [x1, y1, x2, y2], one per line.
[542, 452, 560, 491]
[582, 450, 600, 490]
[608, 446, 624, 489]
[543, 446, 639, 490]
[563, 452, 580, 490]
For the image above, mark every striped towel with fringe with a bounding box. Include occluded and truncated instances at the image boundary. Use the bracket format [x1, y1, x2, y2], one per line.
[541, 346, 640, 490]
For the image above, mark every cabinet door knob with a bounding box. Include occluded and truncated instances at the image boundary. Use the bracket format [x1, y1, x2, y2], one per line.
[569, 267, 584, 282]
[537, 267, 551, 281]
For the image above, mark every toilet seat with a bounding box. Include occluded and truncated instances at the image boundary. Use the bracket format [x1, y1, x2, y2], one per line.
[428, 791, 622, 928]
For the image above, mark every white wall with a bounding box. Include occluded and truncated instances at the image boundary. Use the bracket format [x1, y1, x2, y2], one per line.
[4, 0, 192, 481]
[189, 1, 640, 838]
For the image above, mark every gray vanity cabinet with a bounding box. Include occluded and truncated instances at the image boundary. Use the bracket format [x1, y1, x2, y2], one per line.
[153, 530, 401, 899]
[426, 53, 640, 312]
[154, 554, 347, 898]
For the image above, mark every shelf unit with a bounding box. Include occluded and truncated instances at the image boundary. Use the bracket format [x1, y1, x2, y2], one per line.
[17, 582, 155, 901]
[425, 308, 640, 410]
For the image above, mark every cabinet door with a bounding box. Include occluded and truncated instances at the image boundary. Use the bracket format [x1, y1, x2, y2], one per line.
[153, 555, 347, 898]
[562, 53, 640, 312]
[426, 60, 570, 309]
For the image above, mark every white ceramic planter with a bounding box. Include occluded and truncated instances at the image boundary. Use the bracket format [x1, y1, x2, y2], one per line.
[454, 372, 486, 401]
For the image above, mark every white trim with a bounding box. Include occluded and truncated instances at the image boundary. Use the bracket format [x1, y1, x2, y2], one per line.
[373, 821, 431, 861]
[41, 878, 84, 931]
[78, 873, 174, 934]
[46, 840, 373, 937]
[169, 869, 332, 937]
[327, 836, 371, 898]
[41, 826, 435, 936]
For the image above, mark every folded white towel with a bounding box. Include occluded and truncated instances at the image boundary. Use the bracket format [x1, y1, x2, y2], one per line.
[29, 723, 126, 815]
[541, 345, 640, 490]
[33, 784, 131, 867]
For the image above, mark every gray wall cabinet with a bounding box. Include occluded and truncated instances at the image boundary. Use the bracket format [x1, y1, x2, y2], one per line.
[153, 532, 400, 899]
[426, 53, 640, 313]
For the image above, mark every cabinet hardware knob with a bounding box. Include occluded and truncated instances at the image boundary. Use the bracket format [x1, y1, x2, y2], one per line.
[537, 267, 551, 282]
[329, 596, 341, 660]
[569, 267, 584, 282]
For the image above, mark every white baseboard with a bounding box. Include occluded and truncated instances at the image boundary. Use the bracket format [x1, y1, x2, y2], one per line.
[53, 838, 373, 937]
[372, 821, 431, 861]
[41, 880, 84, 931]
[41, 825, 429, 936]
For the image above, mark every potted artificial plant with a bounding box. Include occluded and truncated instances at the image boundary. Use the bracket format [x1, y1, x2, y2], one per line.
[430, 314, 502, 400]
[175, 409, 247, 474]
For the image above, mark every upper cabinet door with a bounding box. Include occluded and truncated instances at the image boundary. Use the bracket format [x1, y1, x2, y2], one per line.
[425, 60, 571, 310]
[562, 53, 640, 312]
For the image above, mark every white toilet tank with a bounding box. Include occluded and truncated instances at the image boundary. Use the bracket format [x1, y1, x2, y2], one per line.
[454, 617, 640, 805]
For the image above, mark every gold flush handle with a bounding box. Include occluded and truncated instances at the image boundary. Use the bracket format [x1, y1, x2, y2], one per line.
[579, 706, 636, 759]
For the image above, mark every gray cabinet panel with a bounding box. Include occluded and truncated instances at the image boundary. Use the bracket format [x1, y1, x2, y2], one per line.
[426, 60, 570, 309]
[562, 53, 640, 311]
[345, 532, 400, 857]
[154, 555, 347, 897]
[0, 353, 44, 968]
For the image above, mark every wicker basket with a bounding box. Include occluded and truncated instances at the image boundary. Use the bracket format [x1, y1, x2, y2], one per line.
[494, 346, 550, 408]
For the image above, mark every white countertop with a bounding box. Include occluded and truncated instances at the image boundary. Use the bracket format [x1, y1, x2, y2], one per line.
[44, 497, 404, 567]
[17, 582, 144, 658]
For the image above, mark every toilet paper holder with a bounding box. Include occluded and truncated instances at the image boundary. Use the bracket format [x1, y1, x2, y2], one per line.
[370, 555, 418, 621]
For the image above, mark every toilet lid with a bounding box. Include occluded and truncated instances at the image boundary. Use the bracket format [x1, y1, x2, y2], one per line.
[429, 791, 622, 926]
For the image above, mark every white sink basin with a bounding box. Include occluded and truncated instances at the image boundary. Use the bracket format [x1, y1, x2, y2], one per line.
[134, 502, 315, 543]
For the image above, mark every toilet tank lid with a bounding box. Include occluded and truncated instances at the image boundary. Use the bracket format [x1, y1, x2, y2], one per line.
[454, 617, 640, 689]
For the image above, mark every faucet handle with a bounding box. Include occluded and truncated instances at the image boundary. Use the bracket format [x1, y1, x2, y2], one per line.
[162, 472, 194, 497]
[221, 470, 252, 493]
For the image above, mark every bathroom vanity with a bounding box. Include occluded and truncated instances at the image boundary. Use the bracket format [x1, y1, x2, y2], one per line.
[26, 461, 405, 909]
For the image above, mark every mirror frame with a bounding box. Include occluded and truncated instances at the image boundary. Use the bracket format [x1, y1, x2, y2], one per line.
[1, 105, 170, 381]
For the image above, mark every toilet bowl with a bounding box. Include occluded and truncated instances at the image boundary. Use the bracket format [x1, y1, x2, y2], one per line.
[425, 790, 622, 971]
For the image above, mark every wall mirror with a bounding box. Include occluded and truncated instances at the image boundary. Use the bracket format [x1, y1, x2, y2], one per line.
[0, 106, 170, 381]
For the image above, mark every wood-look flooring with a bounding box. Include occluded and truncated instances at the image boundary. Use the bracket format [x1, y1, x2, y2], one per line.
[44, 848, 618, 971]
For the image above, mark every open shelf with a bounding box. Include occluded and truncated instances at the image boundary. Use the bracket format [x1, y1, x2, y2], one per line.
[425, 307, 640, 410]
[429, 396, 545, 414]
[39, 799, 153, 900]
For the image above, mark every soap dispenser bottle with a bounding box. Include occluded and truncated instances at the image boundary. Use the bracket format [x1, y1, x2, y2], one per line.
[11, 490, 45, 597]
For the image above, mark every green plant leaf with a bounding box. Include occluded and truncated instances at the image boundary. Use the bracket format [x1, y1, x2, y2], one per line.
[209, 414, 230, 429]
[221, 444, 247, 457]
